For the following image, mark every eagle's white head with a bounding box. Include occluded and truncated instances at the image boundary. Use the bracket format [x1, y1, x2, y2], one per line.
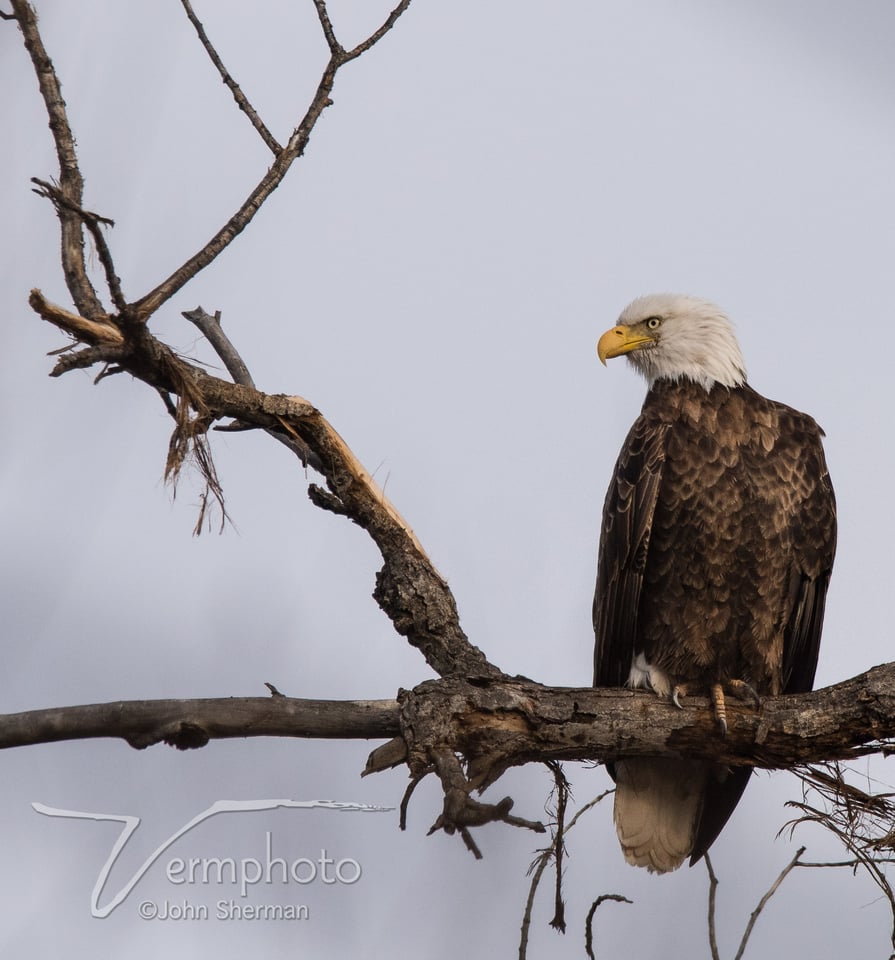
[597, 293, 746, 391]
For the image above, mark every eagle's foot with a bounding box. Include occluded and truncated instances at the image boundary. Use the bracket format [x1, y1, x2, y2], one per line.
[670, 680, 760, 734]
[727, 677, 761, 707]
[710, 683, 728, 736]
[710, 680, 761, 737]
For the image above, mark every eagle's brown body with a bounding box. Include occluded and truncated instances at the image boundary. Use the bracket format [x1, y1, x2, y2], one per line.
[593, 297, 836, 872]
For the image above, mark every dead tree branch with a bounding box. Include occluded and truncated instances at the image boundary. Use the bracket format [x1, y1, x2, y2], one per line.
[705, 846, 807, 960]
[4, 664, 895, 774]
[16, 0, 485, 676]
[0, 696, 400, 751]
[733, 846, 806, 960]
[583, 895, 632, 960]
[519, 785, 616, 960]
[130, 1, 413, 322]
[787, 762, 895, 950]
[11, 0, 105, 320]
[179, 0, 282, 154]
[29, 284, 495, 677]
[182, 306, 323, 471]
[29, 177, 126, 313]
[364, 667, 895, 791]
[11, 14, 895, 954]
[705, 854, 721, 960]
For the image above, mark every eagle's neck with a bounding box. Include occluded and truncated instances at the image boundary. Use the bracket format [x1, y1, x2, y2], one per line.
[647, 377, 740, 400]
[644, 378, 754, 421]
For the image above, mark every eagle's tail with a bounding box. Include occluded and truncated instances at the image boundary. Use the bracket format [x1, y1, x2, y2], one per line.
[612, 757, 708, 873]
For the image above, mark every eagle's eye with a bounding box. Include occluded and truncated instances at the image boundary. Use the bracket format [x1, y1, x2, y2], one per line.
[646, 316, 662, 331]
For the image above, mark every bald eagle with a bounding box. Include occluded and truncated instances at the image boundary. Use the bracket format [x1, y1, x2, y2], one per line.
[593, 294, 836, 873]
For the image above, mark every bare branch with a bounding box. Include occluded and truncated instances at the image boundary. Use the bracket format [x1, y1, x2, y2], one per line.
[519, 840, 553, 960]
[6, 633, 895, 784]
[183, 306, 324, 471]
[182, 307, 255, 386]
[797, 857, 895, 868]
[733, 846, 806, 960]
[130, 3, 413, 322]
[28, 289, 495, 677]
[519, 789, 616, 960]
[584, 895, 632, 960]
[787, 762, 895, 949]
[546, 762, 569, 933]
[179, 0, 282, 154]
[11, 0, 105, 319]
[312, 0, 343, 55]
[29, 289, 121, 345]
[398, 668, 895, 793]
[426, 747, 545, 856]
[30, 177, 127, 314]
[398, 769, 430, 829]
[704, 853, 721, 960]
[130, 69, 335, 321]
[344, 0, 413, 61]
[0, 695, 400, 751]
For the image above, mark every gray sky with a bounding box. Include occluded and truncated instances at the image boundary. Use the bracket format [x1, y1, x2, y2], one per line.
[3, 1, 895, 957]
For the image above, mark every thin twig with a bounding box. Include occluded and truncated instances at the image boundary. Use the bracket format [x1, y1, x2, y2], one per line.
[583, 895, 632, 960]
[733, 846, 806, 960]
[704, 852, 721, 960]
[518, 787, 615, 960]
[797, 858, 895, 868]
[519, 845, 552, 960]
[312, 0, 343, 55]
[131, 2, 413, 322]
[399, 769, 430, 830]
[179, 0, 281, 154]
[787, 762, 895, 950]
[547, 762, 569, 933]
[344, 0, 413, 61]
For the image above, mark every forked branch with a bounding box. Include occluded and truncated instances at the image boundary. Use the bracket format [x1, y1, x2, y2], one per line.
[131, 0, 413, 321]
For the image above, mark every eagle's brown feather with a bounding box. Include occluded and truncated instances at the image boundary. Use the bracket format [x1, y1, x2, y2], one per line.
[594, 377, 836, 871]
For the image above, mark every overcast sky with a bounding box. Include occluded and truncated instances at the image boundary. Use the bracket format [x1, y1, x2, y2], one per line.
[3, 1, 895, 957]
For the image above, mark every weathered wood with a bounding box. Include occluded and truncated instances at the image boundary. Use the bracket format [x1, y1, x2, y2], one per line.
[0, 697, 401, 750]
[390, 664, 895, 787]
[3, 665, 892, 780]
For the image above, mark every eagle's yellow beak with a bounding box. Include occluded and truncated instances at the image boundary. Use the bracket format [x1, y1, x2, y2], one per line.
[597, 325, 653, 365]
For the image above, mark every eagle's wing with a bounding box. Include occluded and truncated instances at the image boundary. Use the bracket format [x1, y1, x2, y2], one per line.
[692, 418, 837, 866]
[593, 415, 669, 687]
[781, 434, 837, 695]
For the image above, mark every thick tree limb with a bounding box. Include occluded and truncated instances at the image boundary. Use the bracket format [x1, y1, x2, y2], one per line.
[3, 664, 895, 770]
[374, 663, 895, 787]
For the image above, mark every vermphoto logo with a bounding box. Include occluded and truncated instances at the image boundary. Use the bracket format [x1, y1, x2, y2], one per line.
[34, 798, 392, 920]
